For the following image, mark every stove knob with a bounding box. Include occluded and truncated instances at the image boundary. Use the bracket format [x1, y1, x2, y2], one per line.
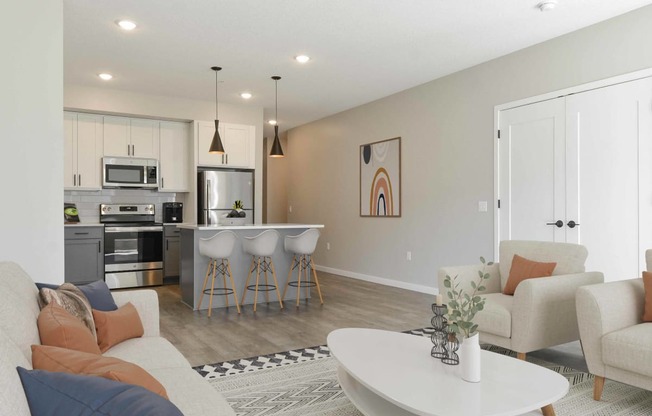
[107, 207, 112, 211]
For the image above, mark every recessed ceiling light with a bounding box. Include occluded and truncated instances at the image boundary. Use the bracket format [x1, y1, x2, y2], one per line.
[537, 1, 557, 12]
[240, 92, 252, 99]
[116, 20, 137, 30]
[268, 120, 277, 125]
[295, 55, 310, 64]
[98, 73, 113, 81]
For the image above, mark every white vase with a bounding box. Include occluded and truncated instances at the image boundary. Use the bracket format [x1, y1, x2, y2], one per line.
[460, 333, 481, 383]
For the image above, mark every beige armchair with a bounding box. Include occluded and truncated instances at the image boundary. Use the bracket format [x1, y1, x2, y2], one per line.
[437, 240, 604, 360]
[576, 250, 652, 400]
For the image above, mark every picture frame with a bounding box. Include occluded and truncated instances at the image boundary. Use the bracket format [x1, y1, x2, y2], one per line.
[360, 137, 401, 217]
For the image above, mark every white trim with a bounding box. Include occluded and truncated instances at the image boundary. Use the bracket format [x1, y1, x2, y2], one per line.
[493, 67, 652, 252]
[315, 265, 438, 295]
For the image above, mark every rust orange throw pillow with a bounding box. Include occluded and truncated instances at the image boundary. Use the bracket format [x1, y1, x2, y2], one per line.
[93, 302, 144, 353]
[38, 303, 101, 355]
[31, 345, 168, 399]
[503, 255, 557, 295]
[643, 272, 652, 322]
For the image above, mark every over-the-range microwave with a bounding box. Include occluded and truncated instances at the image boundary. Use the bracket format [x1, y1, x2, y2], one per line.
[103, 157, 159, 189]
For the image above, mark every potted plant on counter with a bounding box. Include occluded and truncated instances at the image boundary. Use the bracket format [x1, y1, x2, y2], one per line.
[443, 256, 492, 382]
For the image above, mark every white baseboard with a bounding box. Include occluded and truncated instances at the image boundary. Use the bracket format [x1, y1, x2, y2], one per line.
[314, 265, 438, 295]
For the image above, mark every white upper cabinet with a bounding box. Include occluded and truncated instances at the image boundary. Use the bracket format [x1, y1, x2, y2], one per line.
[159, 121, 190, 192]
[130, 118, 160, 159]
[196, 121, 255, 169]
[104, 116, 159, 159]
[64, 112, 103, 190]
[103, 116, 130, 157]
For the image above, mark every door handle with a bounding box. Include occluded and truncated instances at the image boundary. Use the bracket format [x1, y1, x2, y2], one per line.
[79, 174, 82, 187]
[73, 174, 76, 186]
[226, 154, 228, 164]
[546, 220, 564, 228]
[567, 220, 580, 228]
[161, 177, 164, 189]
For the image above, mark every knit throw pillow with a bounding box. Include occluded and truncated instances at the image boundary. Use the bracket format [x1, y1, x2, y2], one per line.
[39, 283, 96, 339]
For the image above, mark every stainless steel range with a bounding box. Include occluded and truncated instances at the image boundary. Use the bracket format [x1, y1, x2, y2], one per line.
[100, 203, 163, 289]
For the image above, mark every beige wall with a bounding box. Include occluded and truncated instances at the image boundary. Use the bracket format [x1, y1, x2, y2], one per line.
[287, 5, 652, 292]
[265, 134, 289, 223]
[0, 0, 64, 283]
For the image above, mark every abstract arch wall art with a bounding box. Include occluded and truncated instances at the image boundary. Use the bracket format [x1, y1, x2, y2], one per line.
[360, 137, 401, 217]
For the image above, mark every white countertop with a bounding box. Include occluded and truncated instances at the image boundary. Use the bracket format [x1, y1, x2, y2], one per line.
[177, 223, 324, 231]
[64, 223, 102, 227]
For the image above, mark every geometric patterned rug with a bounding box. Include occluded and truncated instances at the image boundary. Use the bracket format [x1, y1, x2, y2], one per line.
[194, 328, 652, 415]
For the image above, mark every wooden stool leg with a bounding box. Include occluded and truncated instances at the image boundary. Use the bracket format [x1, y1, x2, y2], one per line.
[241, 257, 255, 306]
[296, 256, 302, 307]
[226, 260, 240, 314]
[593, 375, 605, 401]
[282, 256, 295, 301]
[222, 260, 229, 308]
[310, 258, 324, 304]
[253, 257, 261, 312]
[269, 259, 284, 309]
[263, 257, 271, 305]
[208, 260, 217, 317]
[198, 259, 212, 311]
[303, 255, 310, 301]
[517, 352, 526, 361]
[541, 404, 555, 416]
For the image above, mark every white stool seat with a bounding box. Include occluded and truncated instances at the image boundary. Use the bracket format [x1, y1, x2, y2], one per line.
[240, 229, 283, 312]
[199, 231, 237, 259]
[197, 231, 240, 316]
[282, 228, 324, 306]
[284, 229, 320, 255]
[243, 230, 279, 257]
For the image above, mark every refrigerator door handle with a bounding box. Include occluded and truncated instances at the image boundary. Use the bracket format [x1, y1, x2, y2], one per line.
[206, 180, 211, 211]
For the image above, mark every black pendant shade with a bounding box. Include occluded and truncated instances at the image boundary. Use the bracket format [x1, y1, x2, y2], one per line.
[270, 125, 284, 158]
[209, 119, 225, 153]
[209, 66, 225, 154]
[269, 75, 285, 158]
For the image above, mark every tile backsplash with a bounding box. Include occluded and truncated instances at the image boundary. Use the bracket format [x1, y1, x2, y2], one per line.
[65, 189, 180, 223]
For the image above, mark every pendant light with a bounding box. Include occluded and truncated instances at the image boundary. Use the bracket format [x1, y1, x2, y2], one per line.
[209, 66, 225, 154]
[269, 76, 285, 158]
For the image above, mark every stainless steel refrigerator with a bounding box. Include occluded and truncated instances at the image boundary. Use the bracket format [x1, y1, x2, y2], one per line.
[197, 170, 254, 225]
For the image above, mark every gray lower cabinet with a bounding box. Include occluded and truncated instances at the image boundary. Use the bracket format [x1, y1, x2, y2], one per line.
[164, 225, 181, 279]
[64, 226, 104, 285]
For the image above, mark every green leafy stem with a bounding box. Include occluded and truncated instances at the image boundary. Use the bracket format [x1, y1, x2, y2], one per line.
[444, 256, 493, 339]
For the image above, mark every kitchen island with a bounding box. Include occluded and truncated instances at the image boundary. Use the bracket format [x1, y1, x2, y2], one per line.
[177, 224, 324, 310]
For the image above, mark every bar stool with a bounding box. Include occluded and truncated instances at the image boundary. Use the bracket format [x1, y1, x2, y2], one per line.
[282, 228, 324, 307]
[197, 231, 240, 316]
[240, 230, 284, 312]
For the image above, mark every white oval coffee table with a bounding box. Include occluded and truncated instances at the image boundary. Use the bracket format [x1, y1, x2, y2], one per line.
[327, 328, 569, 416]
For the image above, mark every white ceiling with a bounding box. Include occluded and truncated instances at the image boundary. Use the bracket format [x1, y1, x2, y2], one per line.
[64, 0, 652, 137]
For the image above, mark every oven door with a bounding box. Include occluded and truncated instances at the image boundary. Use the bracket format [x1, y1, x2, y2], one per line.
[104, 226, 163, 272]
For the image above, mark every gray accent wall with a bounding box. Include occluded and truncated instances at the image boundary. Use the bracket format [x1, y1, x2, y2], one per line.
[285, 5, 652, 291]
[0, 0, 64, 283]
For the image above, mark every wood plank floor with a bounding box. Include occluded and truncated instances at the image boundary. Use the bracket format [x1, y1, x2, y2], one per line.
[155, 272, 434, 366]
[154, 271, 588, 372]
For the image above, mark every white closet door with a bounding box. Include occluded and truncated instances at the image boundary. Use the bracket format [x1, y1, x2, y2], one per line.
[566, 77, 652, 280]
[499, 98, 566, 243]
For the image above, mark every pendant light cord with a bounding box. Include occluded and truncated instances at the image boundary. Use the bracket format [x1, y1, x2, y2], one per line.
[215, 71, 220, 120]
[275, 79, 278, 122]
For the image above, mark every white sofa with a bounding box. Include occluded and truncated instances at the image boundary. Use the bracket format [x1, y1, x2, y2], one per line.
[0, 261, 235, 415]
[438, 240, 604, 359]
[576, 250, 652, 400]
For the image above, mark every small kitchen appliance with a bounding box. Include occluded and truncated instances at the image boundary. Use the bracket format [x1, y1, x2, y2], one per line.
[162, 202, 183, 223]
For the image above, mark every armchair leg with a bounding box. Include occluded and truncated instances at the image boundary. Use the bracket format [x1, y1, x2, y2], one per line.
[593, 376, 605, 401]
[541, 404, 555, 416]
[516, 352, 526, 361]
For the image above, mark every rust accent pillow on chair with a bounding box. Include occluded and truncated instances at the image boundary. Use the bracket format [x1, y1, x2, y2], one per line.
[38, 303, 101, 355]
[31, 344, 168, 399]
[93, 302, 144, 353]
[503, 255, 557, 295]
[642, 271, 652, 321]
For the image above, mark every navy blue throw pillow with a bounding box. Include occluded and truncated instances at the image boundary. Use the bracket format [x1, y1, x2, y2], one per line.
[78, 280, 118, 311]
[17, 367, 183, 416]
[35, 281, 118, 311]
